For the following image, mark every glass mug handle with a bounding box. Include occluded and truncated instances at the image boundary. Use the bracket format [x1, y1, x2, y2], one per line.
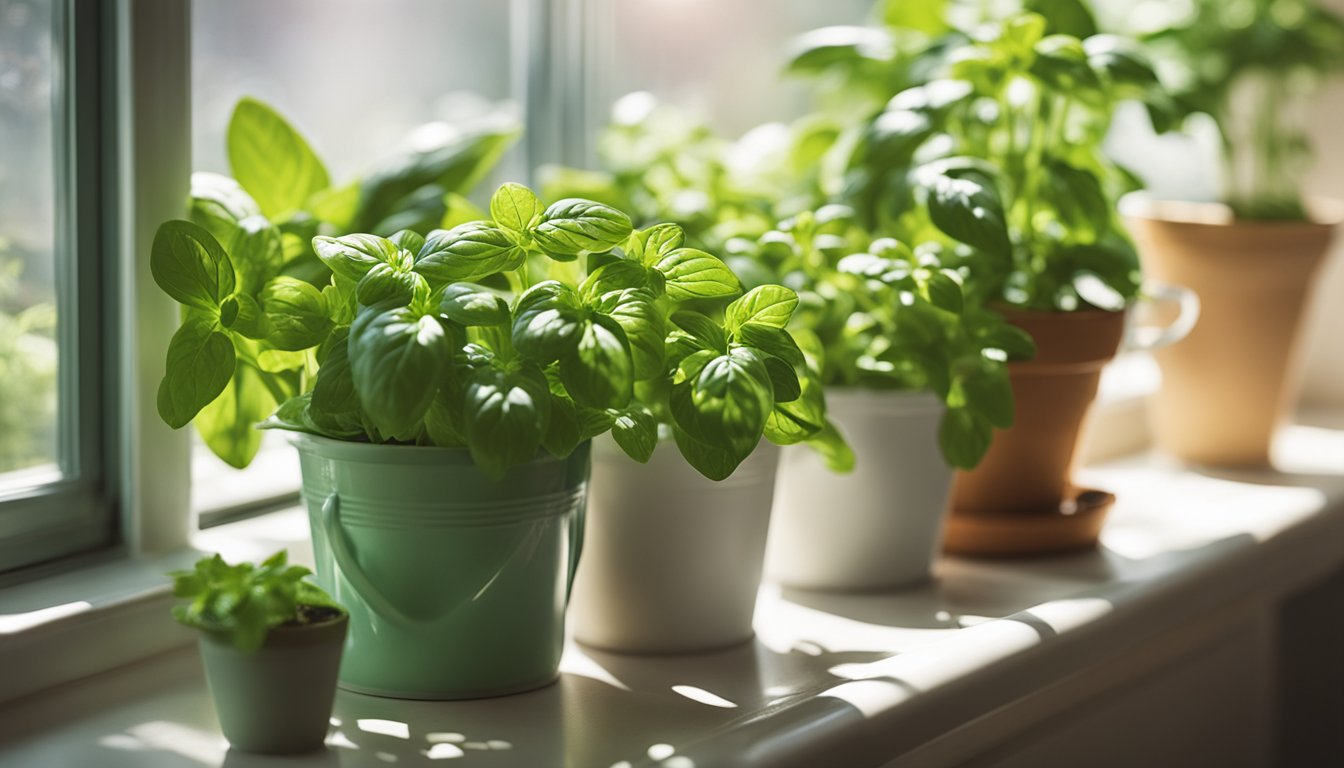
[1123, 281, 1200, 352]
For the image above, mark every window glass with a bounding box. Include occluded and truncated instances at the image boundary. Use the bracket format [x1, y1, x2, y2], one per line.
[189, 0, 520, 518]
[0, 0, 60, 487]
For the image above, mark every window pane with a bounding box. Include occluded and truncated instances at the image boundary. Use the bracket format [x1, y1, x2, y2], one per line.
[189, 0, 521, 517]
[0, 0, 60, 484]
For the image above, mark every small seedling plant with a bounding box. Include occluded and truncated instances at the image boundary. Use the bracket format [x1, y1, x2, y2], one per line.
[155, 178, 835, 481]
[169, 550, 343, 653]
[841, 12, 1168, 312]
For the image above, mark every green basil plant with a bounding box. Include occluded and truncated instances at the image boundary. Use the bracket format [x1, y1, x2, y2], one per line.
[154, 179, 837, 481]
[724, 205, 1034, 469]
[1095, 0, 1344, 220]
[163, 97, 516, 468]
[169, 550, 343, 653]
[840, 12, 1169, 312]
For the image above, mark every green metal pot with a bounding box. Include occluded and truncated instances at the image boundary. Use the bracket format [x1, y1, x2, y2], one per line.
[292, 435, 590, 700]
[198, 613, 347, 754]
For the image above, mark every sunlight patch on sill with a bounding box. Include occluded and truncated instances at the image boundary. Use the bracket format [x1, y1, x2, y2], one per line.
[672, 684, 737, 709]
[0, 600, 91, 634]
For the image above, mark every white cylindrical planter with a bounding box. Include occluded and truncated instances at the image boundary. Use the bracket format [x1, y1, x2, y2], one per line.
[767, 388, 952, 590]
[569, 437, 781, 653]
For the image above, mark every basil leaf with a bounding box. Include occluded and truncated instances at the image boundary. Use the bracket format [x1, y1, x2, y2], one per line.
[531, 198, 633, 258]
[914, 267, 964, 314]
[189, 172, 262, 246]
[307, 181, 360, 231]
[670, 347, 772, 455]
[312, 233, 399, 282]
[354, 122, 518, 232]
[655, 248, 742, 302]
[387, 229, 426, 255]
[611, 405, 658, 463]
[958, 364, 1015, 429]
[227, 97, 330, 219]
[598, 288, 665, 380]
[669, 311, 728, 352]
[415, 222, 525, 285]
[356, 262, 429, 307]
[762, 356, 802, 403]
[151, 220, 237, 312]
[560, 314, 633, 410]
[490, 182, 545, 234]
[262, 278, 333, 351]
[805, 421, 856, 473]
[512, 281, 587, 363]
[195, 361, 276, 469]
[542, 393, 582, 459]
[939, 407, 993, 471]
[219, 294, 270, 340]
[349, 304, 452, 438]
[311, 328, 359, 418]
[734, 322, 805, 367]
[632, 223, 685, 265]
[464, 364, 551, 479]
[724, 285, 799, 333]
[579, 260, 652, 300]
[925, 172, 1012, 257]
[227, 215, 284, 296]
[979, 322, 1036, 361]
[157, 315, 236, 428]
[437, 284, 510, 327]
[670, 425, 750, 482]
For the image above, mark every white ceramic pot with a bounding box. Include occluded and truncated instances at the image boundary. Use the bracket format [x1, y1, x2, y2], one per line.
[569, 436, 781, 653]
[767, 388, 951, 590]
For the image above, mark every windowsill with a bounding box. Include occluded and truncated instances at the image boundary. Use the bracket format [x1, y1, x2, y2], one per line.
[1, 415, 1342, 765]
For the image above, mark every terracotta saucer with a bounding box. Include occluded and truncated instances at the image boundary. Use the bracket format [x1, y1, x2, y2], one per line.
[943, 486, 1116, 558]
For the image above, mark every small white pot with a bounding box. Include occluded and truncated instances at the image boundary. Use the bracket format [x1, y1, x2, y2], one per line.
[569, 436, 781, 653]
[767, 388, 951, 590]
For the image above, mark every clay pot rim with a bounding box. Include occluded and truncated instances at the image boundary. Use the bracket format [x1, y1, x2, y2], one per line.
[1119, 192, 1344, 230]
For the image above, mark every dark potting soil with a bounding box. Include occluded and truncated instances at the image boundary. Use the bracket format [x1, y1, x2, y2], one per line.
[287, 604, 344, 627]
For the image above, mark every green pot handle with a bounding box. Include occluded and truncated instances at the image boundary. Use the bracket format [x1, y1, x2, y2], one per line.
[566, 497, 585, 603]
[321, 492, 418, 630]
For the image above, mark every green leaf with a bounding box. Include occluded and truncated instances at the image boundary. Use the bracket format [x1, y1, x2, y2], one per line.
[580, 260, 652, 300]
[762, 356, 802, 402]
[415, 222, 525, 285]
[354, 122, 519, 232]
[195, 361, 276, 469]
[959, 365, 1015, 430]
[734, 322, 805, 367]
[349, 305, 452, 438]
[979, 322, 1036, 361]
[312, 233, 399, 282]
[437, 284, 510, 327]
[631, 223, 685, 265]
[262, 278, 333, 351]
[531, 198, 634, 258]
[671, 425, 748, 482]
[307, 181, 360, 231]
[805, 421, 856, 473]
[611, 405, 658, 463]
[914, 268, 964, 314]
[655, 248, 742, 302]
[668, 312, 728, 363]
[926, 171, 1012, 256]
[189, 172, 262, 246]
[442, 192, 488, 230]
[227, 215, 285, 295]
[356, 262, 429, 307]
[387, 229, 426, 255]
[490, 183, 545, 234]
[670, 347, 773, 462]
[512, 281, 587, 364]
[541, 394, 582, 459]
[219, 293, 270, 340]
[596, 288, 665, 380]
[939, 407, 992, 470]
[464, 364, 550, 478]
[157, 315, 236, 428]
[311, 327, 359, 417]
[724, 285, 799, 333]
[227, 97, 330, 219]
[151, 220, 236, 312]
[560, 314, 633, 410]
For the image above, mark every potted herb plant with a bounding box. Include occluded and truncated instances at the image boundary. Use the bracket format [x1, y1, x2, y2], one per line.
[741, 208, 1034, 589]
[562, 224, 846, 652]
[169, 551, 346, 755]
[1110, 0, 1344, 465]
[839, 13, 1196, 555]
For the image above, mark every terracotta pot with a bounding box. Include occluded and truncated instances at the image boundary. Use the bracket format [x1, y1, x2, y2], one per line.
[1124, 198, 1340, 466]
[945, 308, 1126, 556]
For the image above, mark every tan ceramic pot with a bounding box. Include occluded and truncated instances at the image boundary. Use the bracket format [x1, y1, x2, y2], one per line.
[1125, 198, 1340, 466]
[945, 308, 1126, 557]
